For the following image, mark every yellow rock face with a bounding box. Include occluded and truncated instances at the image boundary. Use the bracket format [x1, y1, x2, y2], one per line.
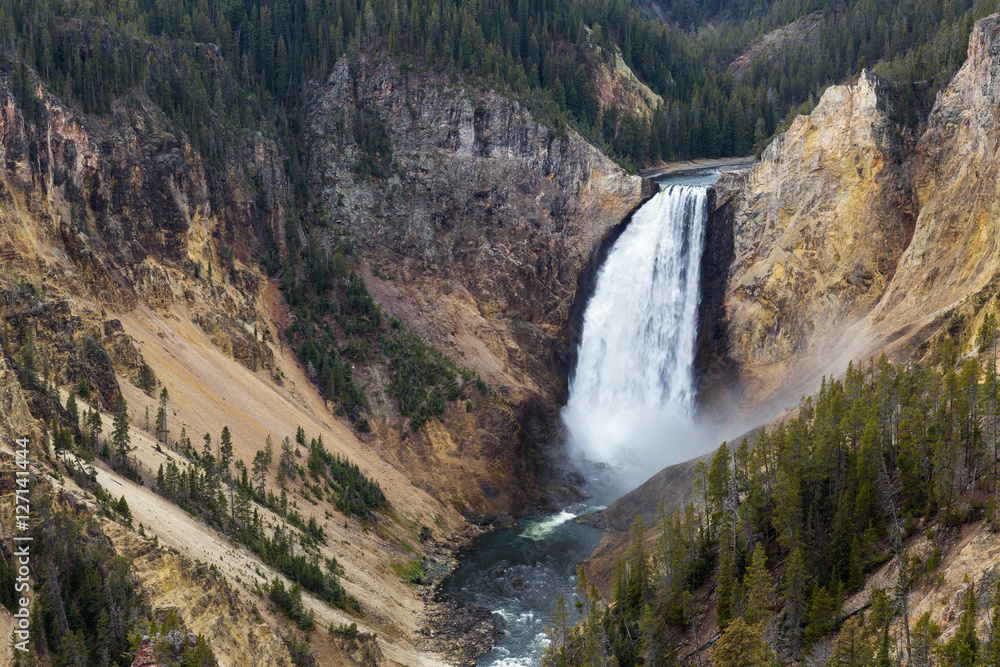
[709, 70, 916, 413]
[707, 14, 1000, 422]
[872, 16, 1000, 331]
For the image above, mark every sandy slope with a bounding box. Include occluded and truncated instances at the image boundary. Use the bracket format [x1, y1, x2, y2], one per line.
[114, 304, 453, 520]
[59, 299, 473, 666]
[81, 456, 451, 667]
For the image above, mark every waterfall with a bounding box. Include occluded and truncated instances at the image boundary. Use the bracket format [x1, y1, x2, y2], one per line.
[562, 184, 709, 467]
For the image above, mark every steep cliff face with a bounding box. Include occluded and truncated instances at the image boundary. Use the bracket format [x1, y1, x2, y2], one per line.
[591, 50, 663, 119]
[308, 57, 645, 398]
[870, 16, 1000, 330]
[0, 82, 286, 311]
[0, 72, 283, 409]
[306, 54, 649, 512]
[700, 70, 916, 412]
[0, 353, 34, 440]
[701, 11, 1000, 420]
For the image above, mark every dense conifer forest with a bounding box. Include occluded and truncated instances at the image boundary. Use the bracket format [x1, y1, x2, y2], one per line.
[1, 0, 999, 174]
[542, 317, 1000, 667]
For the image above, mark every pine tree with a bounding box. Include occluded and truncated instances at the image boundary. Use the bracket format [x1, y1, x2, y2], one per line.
[986, 577, 1000, 667]
[913, 612, 940, 667]
[872, 623, 893, 667]
[96, 608, 111, 667]
[581, 596, 606, 667]
[116, 495, 132, 525]
[553, 592, 569, 651]
[783, 546, 807, 637]
[707, 441, 731, 530]
[202, 433, 213, 468]
[743, 542, 770, 626]
[938, 576, 978, 667]
[711, 617, 770, 667]
[252, 450, 269, 490]
[65, 391, 79, 429]
[264, 435, 275, 469]
[830, 616, 872, 667]
[279, 435, 295, 483]
[716, 518, 738, 631]
[19, 328, 38, 388]
[979, 312, 997, 355]
[156, 386, 169, 446]
[88, 409, 102, 452]
[112, 394, 132, 470]
[804, 584, 837, 652]
[639, 603, 669, 667]
[219, 426, 234, 475]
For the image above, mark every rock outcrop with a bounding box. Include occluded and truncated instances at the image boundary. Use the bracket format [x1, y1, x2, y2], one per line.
[308, 55, 648, 403]
[700, 12, 1000, 422]
[306, 55, 651, 512]
[0, 77, 285, 312]
[699, 70, 916, 412]
[870, 15, 1000, 330]
[0, 352, 34, 440]
[0, 69, 283, 411]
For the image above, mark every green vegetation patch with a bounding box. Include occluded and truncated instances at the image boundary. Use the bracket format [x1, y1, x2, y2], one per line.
[392, 558, 426, 585]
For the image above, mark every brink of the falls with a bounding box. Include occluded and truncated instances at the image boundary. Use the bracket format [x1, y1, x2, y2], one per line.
[562, 184, 710, 471]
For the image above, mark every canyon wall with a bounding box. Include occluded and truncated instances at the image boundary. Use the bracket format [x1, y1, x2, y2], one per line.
[699, 15, 1000, 416]
[305, 55, 652, 513]
[0, 67, 482, 666]
[307, 56, 649, 406]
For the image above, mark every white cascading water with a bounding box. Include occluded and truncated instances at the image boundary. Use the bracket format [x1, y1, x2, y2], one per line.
[562, 184, 709, 469]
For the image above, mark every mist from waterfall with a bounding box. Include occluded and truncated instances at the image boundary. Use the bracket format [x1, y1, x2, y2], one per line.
[562, 182, 714, 483]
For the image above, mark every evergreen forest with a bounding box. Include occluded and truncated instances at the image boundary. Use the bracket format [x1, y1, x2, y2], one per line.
[543, 318, 1000, 667]
[0, 0, 999, 176]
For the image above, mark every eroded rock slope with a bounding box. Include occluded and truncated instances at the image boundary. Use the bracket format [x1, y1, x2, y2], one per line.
[700, 15, 1000, 416]
[306, 55, 651, 511]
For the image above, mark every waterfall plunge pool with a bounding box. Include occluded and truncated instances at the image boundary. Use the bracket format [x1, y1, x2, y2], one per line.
[441, 168, 724, 667]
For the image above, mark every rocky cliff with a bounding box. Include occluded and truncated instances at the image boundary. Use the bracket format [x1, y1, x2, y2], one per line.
[870, 16, 1000, 331]
[308, 56, 647, 400]
[0, 69, 284, 411]
[305, 54, 651, 512]
[698, 69, 919, 414]
[698, 12, 1000, 415]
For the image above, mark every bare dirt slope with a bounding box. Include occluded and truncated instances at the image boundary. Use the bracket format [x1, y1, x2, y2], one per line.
[81, 457, 453, 667]
[53, 298, 474, 666]
[112, 303, 450, 521]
